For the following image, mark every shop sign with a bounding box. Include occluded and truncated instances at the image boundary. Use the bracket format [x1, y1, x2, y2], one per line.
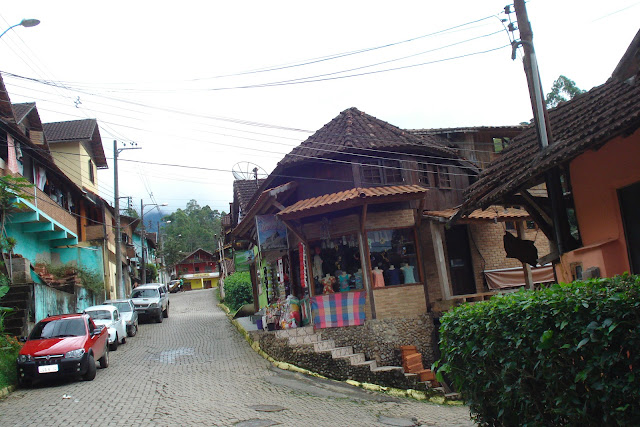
[255, 215, 288, 252]
[234, 250, 253, 272]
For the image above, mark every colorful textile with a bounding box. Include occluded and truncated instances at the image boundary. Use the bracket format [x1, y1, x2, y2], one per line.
[311, 291, 366, 329]
[300, 297, 312, 326]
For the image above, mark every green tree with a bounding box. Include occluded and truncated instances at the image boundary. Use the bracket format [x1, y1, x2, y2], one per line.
[161, 200, 225, 269]
[545, 75, 585, 108]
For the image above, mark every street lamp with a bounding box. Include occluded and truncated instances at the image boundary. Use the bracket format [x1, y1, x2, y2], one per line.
[140, 201, 168, 285]
[0, 19, 40, 39]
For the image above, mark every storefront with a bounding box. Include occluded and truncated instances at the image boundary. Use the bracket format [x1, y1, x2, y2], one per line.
[277, 185, 429, 328]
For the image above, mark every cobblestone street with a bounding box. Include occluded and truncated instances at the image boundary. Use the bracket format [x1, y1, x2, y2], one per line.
[0, 289, 473, 426]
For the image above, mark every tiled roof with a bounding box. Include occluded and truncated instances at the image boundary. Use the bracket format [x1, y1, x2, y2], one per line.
[43, 119, 107, 168]
[44, 119, 97, 141]
[12, 102, 36, 125]
[425, 206, 531, 222]
[278, 185, 428, 220]
[461, 76, 640, 213]
[0, 74, 15, 121]
[233, 179, 265, 211]
[409, 125, 527, 135]
[279, 107, 457, 166]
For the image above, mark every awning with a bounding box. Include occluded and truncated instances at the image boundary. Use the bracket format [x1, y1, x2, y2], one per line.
[277, 185, 428, 221]
[484, 265, 554, 290]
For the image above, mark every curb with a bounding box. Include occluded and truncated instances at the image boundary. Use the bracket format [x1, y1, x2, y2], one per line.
[221, 304, 461, 405]
[0, 385, 15, 399]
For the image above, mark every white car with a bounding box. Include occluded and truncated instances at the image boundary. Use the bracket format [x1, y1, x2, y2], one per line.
[84, 305, 127, 351]
[104, 299, 138, 337]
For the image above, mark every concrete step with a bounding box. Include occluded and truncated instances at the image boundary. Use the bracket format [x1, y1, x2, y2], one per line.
[313, 339, 335, 352]
[275, 325, 314, 339]
[371, 366, 404, 373]
[288, 334, 322, 345]
[343, 353, 365, 365]
[330, 346, 353, 358]
[352, 360, 377, 370]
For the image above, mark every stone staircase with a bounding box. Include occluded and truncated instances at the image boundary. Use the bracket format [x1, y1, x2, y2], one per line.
[2, 284, 32, 337]
[274, 325, 446, 395]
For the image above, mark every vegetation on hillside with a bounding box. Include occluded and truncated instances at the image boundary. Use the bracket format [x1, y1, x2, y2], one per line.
[160, 200, 225, 267]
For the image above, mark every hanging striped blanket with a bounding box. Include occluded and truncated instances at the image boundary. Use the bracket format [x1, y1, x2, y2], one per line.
[311, 291, 366, 329]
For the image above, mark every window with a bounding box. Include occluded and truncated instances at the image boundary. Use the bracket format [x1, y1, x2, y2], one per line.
[195, 266, 200, 272]
[309, 234, 362, 295]
[367, 228, 420, 286]
[361, 159, 404, 185]
[493, 137, 510, 153]
[437, 165, 451, 189]
[418, 163, 452, 189]
[88, 160, 95, 183]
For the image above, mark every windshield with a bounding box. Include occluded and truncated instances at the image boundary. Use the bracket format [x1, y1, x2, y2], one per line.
[86, 310, 112, 321]
[29, 318, 86, 339]
[131, 288, 159, 298]
[108, 302, 132, 312]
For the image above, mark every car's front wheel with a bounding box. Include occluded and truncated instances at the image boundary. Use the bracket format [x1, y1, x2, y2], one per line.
[110, 334, 119, 351]
[157, 312, 163, 323]
[83, 354, 96, 381]
[18, 376, 32, 388]
[127, 323, 137, 337]
[163, 304, 169, 318]
[99, 344, 109, 369]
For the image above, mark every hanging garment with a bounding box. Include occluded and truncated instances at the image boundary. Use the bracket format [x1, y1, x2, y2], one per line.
[372, 269, 385, 288]
[354, 271, 363, 289]
[401, 265, 416, 284]
[321, 275, 336, 294]
[6, 135, 19, 174]
[503, 232, 538, 267]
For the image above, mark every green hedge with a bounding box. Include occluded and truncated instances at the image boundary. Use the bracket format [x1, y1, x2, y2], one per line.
[223, 272, 253, 311]
[437, 274, 640, 426]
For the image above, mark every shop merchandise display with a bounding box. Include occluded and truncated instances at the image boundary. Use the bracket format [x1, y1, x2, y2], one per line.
[401, 263, 416, 284]
[354, 269, 364, 289]
[338, 272, 350, 292]
[372, 267, 386, 288]
[321, 274, 337, 294]
[387, 265, 401, 286]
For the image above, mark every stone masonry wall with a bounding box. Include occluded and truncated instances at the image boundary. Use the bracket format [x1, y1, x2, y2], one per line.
[318, 313, 436, 367]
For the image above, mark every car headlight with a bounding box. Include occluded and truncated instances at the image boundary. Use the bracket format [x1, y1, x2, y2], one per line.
[17, 354, 33, 363]
[149, 303, 158, 308]
[64, 349, 85, 359]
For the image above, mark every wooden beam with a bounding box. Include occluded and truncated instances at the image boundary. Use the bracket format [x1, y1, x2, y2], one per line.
[520, 189, 552, 224]
[359, 231, 376, 319]
[516, 221, 534, 290]
[430, 221, 452, 300]
[360, 203, 368, 234]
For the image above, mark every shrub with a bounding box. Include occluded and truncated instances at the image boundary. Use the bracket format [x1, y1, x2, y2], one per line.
[0, 334, 21, 389]
[437, 274, 640, 426]
[223, 272, 253, 311]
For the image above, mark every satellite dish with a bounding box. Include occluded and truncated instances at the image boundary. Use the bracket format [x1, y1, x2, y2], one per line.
[232, 162, 267, 181]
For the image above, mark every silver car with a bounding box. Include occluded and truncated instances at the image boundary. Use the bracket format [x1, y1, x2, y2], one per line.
[104, 299, 139, 337]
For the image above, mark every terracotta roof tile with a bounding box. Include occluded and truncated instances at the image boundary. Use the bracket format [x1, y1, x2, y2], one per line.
[279, 107, 457, 166]
[43, 119, 107, 168]
[278, 185, 428, 220]
[462, 76, 640, 212]
[425, 206, 531, 222]
[233, 179, 266, 211]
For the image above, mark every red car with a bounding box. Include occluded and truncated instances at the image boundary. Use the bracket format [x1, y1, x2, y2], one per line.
[16, 313, 109, 386]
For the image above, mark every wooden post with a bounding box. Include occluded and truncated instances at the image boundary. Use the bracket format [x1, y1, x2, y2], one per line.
[430, 221, 452, 300]
[516, 221, 534, 289]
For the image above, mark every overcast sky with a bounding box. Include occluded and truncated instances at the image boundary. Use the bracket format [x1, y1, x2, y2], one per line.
[1, 1, 638, 216]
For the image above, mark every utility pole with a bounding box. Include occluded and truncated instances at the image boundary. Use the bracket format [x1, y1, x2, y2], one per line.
[141, 199, 147, 286]
[512, 0, 572, 256]
[114, 140, 140, 299]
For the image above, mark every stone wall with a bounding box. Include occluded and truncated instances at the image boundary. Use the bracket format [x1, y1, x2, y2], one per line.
[254, 332, 427, 391]
[320, 313, 437, 367]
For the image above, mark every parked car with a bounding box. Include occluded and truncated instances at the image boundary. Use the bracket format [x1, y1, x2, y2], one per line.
[16, 313, 109, 386]
[169, 279, 182, 293]
[131, 283, 169, 323]
[103, 299, 138, 337]
[84, 305, 127, 351]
